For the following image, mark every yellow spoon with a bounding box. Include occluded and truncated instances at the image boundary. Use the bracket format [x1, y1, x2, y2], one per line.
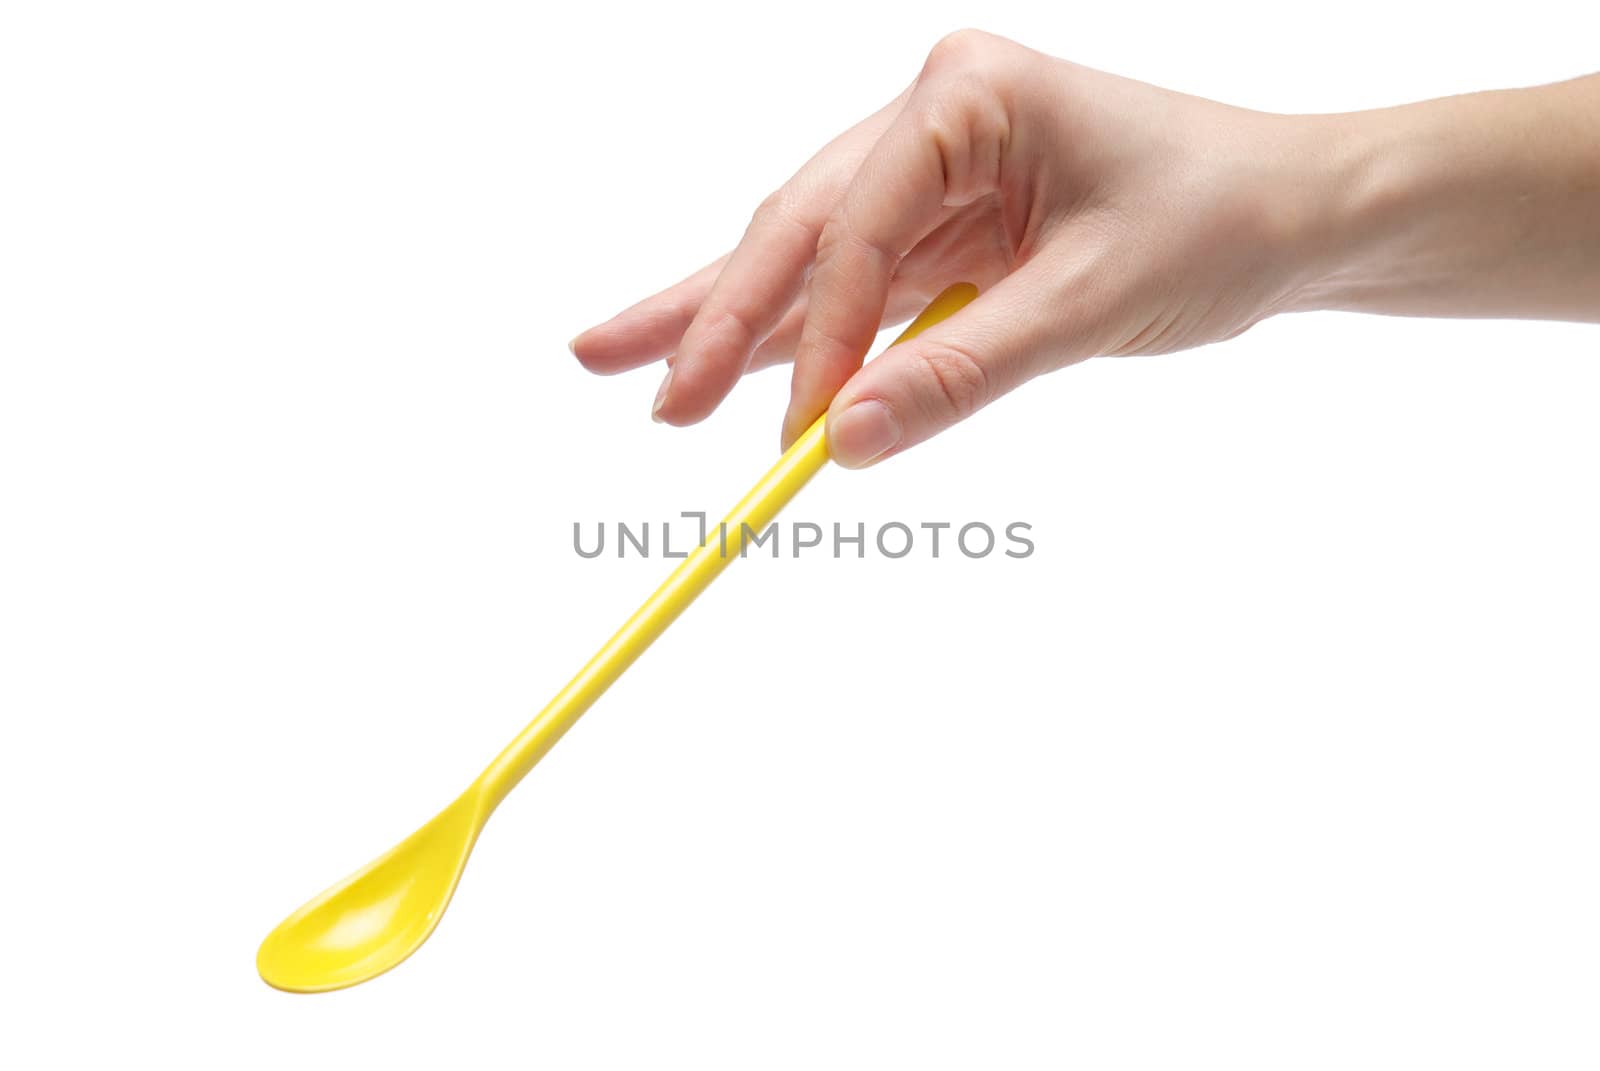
[256, 282, 979, 992]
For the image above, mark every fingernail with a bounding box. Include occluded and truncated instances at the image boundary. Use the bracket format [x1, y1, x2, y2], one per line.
[828, 400, 900, 468]
[567, 336, 580, 356]
[651, 365, 675, 422]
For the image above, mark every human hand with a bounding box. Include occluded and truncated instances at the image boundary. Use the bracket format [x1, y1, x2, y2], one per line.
[568, 30, 1599, 466]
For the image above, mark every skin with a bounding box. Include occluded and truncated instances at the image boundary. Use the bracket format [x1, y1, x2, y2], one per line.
[569, 30, 1600, 468]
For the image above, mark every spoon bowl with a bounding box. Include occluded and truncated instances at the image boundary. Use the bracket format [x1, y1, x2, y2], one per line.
[257, 789, 486, 992]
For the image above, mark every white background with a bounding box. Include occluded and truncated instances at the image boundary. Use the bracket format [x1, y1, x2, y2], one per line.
[3, 1, 1598, 1067]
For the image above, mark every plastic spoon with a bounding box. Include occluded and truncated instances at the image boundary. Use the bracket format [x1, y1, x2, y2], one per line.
[256, 282, 979, 992]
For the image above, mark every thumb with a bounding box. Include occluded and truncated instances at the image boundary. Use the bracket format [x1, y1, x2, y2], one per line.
[825, 267, 1068, 468]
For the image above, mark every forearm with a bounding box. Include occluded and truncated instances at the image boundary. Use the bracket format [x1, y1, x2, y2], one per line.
[1295, 74, 1600, 321]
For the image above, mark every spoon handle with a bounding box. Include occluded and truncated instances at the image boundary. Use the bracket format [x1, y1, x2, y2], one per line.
[478, 283, 979, 807]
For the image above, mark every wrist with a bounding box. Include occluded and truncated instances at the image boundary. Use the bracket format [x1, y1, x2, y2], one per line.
[1275, 109, 1422, 315]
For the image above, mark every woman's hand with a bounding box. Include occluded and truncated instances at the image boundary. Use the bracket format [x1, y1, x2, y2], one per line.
[569, 30, 1600, 467]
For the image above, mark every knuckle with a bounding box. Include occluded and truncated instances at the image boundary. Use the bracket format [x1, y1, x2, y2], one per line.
[908, 339, 991, 421]
[752, 188, 809, 235]
[799, 312, 858, 362]
[913, 35, 1014, 202]
[915, 90, 1010, 205]
[813, 213, 870, 269]
[815, 199, 901, 272]
[700, 303, 760, 357]
[814, 214, 847, 257]
[923, 28, 998, 76]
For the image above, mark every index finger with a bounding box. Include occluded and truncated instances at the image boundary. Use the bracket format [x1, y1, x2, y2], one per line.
[780, 80, 1001, 446]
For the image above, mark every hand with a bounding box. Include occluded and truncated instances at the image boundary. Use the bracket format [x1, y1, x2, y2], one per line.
[569, 30, 1600, 467]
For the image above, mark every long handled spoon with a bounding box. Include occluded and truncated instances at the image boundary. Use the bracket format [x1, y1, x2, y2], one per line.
[256, 282, 979, 992]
